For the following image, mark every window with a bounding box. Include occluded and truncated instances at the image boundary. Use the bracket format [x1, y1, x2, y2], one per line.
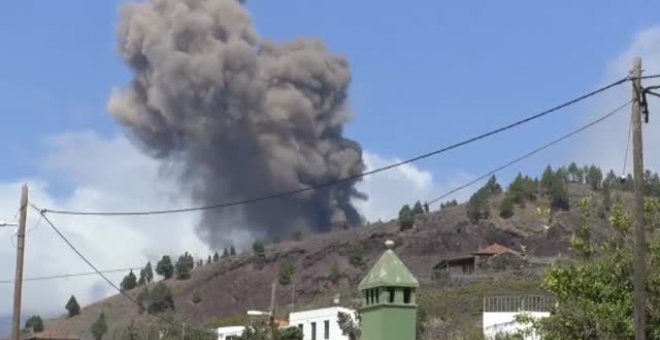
[403, 288, 412, 304]
[364, 290, 369, 304]
[375, 288, 380, 303]
[388, 287, 395, 303]
[311, 322, 317, 340]
[298, 324, 303, 332]
[324, 320, 330, 339]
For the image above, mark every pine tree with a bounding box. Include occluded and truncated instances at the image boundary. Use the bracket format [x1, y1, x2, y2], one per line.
[120, 270, 138, 291]
[207, 255, 212, 265]
[213, 252, 220, 262]
[222, 248, 229, 258]
[412, 201, 424, 215]
[25, 315, 44, 333]
[567, 162, 579, 182]
[90, 312, 108, 340]
[398, 204, 414, 230]
[175, 252, 195, 279]
[65, 295, 81, 317]
[252, 240, 265, 255]
[156, 255, 174, 280]
[138, 269, 146, 286]
[499, 196, 515, 219]
[230, 246, 236, 256]
[144, 262, 154, 283]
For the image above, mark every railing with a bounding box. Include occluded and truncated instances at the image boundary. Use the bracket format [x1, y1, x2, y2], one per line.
[483, 295, 553, 313]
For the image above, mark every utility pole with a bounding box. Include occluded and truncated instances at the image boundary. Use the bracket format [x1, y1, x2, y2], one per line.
[11, 185, 28, 340]
[269, 282, 276, 340]
[631, 57, 646, 340]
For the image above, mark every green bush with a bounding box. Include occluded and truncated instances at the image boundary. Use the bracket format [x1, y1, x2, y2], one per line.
[252, 240, 265, 255]
[279, 258, 295, 285]
[499, 197, 514, 219]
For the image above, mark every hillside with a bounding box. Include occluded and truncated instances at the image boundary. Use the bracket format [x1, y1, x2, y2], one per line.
[40, 180, 615, 339]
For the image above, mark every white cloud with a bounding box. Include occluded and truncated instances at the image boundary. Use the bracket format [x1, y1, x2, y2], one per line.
[575, 26, 660, 172]
[354, 151, 474, 222]
[0, 132, 207, 316]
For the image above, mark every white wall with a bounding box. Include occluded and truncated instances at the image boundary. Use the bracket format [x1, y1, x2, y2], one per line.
[289, 307, 356, 340]
[217, 326, 245, 340]
[483, 311, 549, 340]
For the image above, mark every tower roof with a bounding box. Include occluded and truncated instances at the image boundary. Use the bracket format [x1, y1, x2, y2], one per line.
[358, 243, 419, 290]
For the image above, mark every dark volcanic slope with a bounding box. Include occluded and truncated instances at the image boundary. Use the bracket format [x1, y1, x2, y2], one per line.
[47, 185, 601, 339]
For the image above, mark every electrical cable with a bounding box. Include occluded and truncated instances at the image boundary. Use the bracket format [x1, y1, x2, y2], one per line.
[428, 100, 632, 206]
[40, 76, 631, 217]
[30, 204, 184, 330]
[0, 267, 143, 284]
[623, 110, 633, 176]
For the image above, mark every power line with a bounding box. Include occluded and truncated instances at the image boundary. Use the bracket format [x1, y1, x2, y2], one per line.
[40, 76, 631, 217]
[428, 100, 632, 206]
[30, 205, 183, 330]
[0, 267, 142, 284]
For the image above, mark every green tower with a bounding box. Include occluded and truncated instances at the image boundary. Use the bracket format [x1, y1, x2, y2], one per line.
[359, 240, 419, 340]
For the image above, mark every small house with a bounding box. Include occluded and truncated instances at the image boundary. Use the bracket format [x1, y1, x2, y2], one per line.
[432, 243, 523, 279]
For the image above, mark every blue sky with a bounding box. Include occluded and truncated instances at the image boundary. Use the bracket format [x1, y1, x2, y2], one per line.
[1, 0, 660, 317]
[1, 0, 659, 188]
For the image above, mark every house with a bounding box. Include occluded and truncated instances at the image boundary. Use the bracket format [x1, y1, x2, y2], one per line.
[482, 295, 551, 340]
[24, 330, 79, 340]
[432, 243, 524, 279]
[289, 306, 356, 340]
[216, 326, 245, 340]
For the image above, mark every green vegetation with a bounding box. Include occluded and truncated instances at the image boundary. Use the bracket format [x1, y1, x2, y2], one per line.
[329, 262, 341, 284]
[398, 204, 414, 230]
[140, 282, 175, 314]
[156, 255, 174, 280]
[440, 199, 458, 209]
[25, 315, 44, 333]
[278, 258, 295, 285]
[230, 246, 237, 256]
[222, 248, 229, 258]
[233, 321, 303, 340]
[499, 196, 514, 219]
[175, 252, 195, 279]
[292, 231, 303, 241]
[467, 175, 502, 222]
[65, 295, 81, 317]
[252, 240, 265, 255]
[138, 262, 154, 286]
[398, 200, 427, 230]
[91, 312, 108, 340]
[121, 270, 138, 291]
[348, 242, 366, 268]
[518, 198, 660, 339]
[337, 311, 361, 340]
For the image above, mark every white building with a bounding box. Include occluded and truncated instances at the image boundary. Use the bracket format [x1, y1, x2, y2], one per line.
[482, 296, 551, 340]
[289, 306, 356, 340]
[216, 326, 245, 340]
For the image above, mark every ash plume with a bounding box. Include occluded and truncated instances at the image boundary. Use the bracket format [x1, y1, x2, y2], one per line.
[109, 0, 366, 247]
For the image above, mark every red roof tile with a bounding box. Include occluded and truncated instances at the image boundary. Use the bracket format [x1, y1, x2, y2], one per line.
[472, 243, 520, 256]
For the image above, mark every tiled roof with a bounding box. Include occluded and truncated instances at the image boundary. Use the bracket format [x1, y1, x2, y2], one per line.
[472, 243, 520, 256]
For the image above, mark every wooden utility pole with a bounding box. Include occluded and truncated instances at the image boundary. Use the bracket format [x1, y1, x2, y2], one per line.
[11, 185, 28, 340]
[631, 57, 646, 340]
[269, 282, 276, 340]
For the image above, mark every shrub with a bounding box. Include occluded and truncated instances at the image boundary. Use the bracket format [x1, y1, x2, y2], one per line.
[279, 258, 295, 285]
[348, 243, 366, 268]
[252, 240, 265, 255]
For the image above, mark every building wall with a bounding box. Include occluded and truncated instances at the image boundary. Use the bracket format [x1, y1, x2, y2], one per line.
[482, 311, 549, 340]
[216, 326, 245, 340]
[289, 307, 355, 340]
[361, 305, 416, 340]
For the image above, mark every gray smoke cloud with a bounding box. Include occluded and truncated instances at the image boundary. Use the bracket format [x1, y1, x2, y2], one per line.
[109, 0, 366, 247]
